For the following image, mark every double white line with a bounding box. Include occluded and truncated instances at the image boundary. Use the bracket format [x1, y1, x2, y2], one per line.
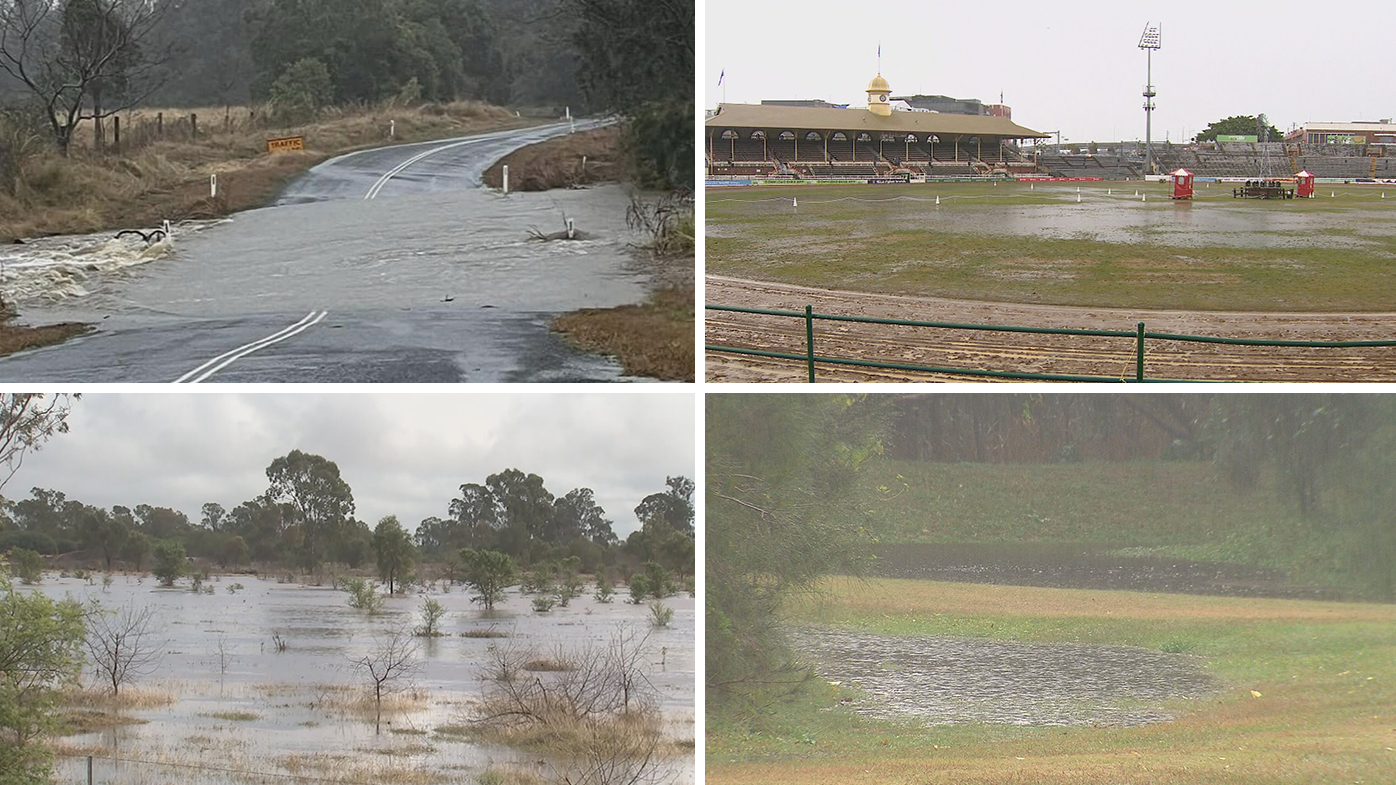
[364, 138, 483, 200]
[174, 311, 328, 383]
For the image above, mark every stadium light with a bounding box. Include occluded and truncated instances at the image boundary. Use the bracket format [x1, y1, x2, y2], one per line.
[1139, 23, 1161, 175]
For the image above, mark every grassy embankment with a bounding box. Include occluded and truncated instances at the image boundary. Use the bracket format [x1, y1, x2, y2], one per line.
[859, 458, 1381, 596]
[708, 577, 1396, 785]
[706, 181, 1396, 312]
[0, 101, 537, 354]
[485, 126, 694, 381]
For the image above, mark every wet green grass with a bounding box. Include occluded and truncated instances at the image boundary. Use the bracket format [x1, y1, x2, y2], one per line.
[708, 579, 1396, 785]
[706, 182, 1396, 312]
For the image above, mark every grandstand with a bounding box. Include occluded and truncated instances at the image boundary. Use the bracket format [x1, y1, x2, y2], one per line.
[1030, 139, 1396, 181]
[706, 72, 1049, 180]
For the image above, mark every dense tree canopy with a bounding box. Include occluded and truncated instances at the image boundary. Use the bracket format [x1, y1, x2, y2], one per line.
[1196, 115, 1283, 143]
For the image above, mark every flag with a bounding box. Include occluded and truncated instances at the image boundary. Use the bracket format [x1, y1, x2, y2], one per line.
[718, 70, 725, 87]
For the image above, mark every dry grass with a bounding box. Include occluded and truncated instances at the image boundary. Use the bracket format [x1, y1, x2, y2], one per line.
[482, 126, 622, 191]
[60, 684, 180, 710]
[0, 320, 93, 357]
[54, 709, 148, 736]
[553, 285, 694, 381]
[802, 576, 1396, 624]
[279, 752, 442, 785]
[460, 629, 511, 639]
[203, 711, 260, 722]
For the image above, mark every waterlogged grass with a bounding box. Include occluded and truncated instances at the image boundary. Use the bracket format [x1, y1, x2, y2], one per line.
[706, 181, 1396, 312]
[864, 458, 1294, 545]
[708, 577, 1396, 785]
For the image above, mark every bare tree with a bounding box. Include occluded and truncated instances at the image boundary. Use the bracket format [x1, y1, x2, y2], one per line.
[0, 393, 78, 493]
[83, 599, 162, 697]
[472, 627, 668, 785]
[0, 0, 168, 154]
[353, 629, 419, 734]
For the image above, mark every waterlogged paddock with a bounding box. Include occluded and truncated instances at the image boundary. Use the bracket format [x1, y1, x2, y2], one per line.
[27, 574, 694, 785]
[794, 627, 1218, 727]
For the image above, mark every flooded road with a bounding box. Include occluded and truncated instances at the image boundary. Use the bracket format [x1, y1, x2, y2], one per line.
[0, 119, 657, 382]
[794, 626, 1218, 727]
[27, 574, 694, 784]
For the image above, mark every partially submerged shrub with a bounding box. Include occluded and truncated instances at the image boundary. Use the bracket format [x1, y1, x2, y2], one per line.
[342, 577, 383, 614]
[416, 597, 447, 637]
[649, 601, 673, 628]
[468, 629, 665, 784]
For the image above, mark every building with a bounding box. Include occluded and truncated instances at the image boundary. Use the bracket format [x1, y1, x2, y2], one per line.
[1285, 121, 1396, 146]
[706, 72, 1046, 178]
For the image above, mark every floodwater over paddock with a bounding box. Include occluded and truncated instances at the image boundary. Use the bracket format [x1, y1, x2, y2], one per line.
[25, 574, 695, 785]
[794, 627, 1219, 727]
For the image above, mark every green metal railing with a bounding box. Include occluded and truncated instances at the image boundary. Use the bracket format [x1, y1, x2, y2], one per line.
[706, 304, 1396, 382]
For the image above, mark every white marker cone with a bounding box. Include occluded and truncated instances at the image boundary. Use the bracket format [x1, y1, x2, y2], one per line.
[793, 197, 798, 209]
[935, 195, 940, 205]
[1332, 191, 1336, 197]
[1077, 193, 1082, 203]
[1142, 193, 1147, 202]
[1108, 189, 1112, 195]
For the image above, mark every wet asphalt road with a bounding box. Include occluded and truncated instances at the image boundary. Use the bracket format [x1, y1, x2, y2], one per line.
[0, 118, 634, 383]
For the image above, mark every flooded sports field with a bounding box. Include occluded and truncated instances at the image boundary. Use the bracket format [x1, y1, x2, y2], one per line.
[706, 181, 1396, 313]
[25, 574, 695, 785]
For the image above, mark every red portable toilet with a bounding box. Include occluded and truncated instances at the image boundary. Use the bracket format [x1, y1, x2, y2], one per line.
[1171, 168, 1194, 200]
[1296, 170, 1316, 198]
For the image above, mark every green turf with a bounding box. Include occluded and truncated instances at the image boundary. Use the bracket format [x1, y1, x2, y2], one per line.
[707, 580, 1396, 784]
[707, 181, 1396, 312]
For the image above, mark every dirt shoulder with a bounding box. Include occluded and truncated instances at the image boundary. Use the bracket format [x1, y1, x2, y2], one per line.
[481, 126, 623, 191]
[706, 275, 1396, 382]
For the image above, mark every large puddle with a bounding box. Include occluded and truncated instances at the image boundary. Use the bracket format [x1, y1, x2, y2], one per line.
[25, 574, 694, 784]
[795, 627, 1218, 727]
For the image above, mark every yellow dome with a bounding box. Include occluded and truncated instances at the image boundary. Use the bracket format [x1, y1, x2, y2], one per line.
[867, 74, 891, 92]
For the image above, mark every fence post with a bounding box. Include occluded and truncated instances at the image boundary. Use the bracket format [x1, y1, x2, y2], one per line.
[190, 113, 198, 139]
[805, 305, 816, 382]
[1136, 321, 1146, 382]
[113, 116, 120, 154]
[157, 112, 163, 140]
[87, 755, 93, 785]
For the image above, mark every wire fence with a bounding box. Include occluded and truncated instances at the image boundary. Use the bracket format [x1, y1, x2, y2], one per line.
[56, 751, 429, 785]
[705, 303, 1396, 382]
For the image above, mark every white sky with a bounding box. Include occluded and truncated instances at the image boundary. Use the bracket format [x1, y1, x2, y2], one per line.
[705, 0, 1395, 143]
[6, 393, 695, 538]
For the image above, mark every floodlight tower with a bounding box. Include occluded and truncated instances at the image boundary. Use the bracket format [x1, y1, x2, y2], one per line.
[1139, 24, 1161, 175]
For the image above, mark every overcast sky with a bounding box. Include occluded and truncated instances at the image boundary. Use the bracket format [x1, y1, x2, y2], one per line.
[706, 0, 1394, 143]
[7, 394, 695, 538]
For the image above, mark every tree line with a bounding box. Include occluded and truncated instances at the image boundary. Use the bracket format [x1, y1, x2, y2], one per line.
[0, 448, 694, 579]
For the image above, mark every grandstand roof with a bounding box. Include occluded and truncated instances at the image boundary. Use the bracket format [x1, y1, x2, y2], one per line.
[706, 103, 1048, 139]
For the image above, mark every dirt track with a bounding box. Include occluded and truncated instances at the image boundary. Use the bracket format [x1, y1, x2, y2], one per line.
[705, 276, 1396, 382]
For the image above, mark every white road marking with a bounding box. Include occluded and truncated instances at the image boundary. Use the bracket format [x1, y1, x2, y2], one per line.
[364, 138, 484, 200]
[174, 311, 328, 383]
[361, 119, 611, 200]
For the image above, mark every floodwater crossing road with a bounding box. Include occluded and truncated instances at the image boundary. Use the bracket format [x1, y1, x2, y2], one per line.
[0, 117, 653, 383]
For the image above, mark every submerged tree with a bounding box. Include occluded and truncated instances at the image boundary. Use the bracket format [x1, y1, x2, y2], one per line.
[460, 548, 515, 610]
[83, 600, 162, 697]
[706, 394, 894, 704]
[353, 629, 418, 734]
[372, 515, 415, 595]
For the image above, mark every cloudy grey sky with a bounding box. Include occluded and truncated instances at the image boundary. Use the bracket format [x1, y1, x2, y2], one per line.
[7, 393, 695, 537]
[706, 0, 1393, 143]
